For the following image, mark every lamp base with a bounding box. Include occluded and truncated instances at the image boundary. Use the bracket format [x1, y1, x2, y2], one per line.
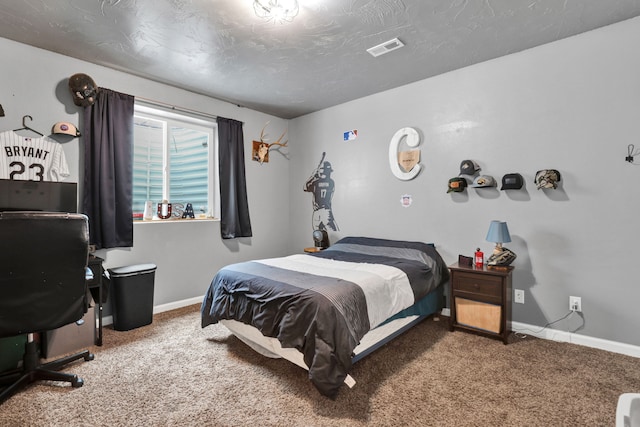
[487, 246, 517, 266]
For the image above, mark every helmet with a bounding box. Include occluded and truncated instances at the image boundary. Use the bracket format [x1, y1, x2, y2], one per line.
[487, 247, 517, 266]
[312, 229, 329, 248]
[68, 73, 99, 107]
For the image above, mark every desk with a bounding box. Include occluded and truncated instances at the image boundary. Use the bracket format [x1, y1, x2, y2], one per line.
[43, 258, 104, 358]
[87, 255, 104, 346]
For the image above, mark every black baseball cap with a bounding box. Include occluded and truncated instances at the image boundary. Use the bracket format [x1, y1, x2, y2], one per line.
[501, 173, 524, 190]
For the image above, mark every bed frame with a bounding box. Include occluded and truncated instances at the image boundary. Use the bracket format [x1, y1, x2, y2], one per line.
[220, 285, 444, 388]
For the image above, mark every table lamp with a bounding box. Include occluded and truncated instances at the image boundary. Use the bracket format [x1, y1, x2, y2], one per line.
[486, 220, 511, 254]
[485, 220, 516, 266]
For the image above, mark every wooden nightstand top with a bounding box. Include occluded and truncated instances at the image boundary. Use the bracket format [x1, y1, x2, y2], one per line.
[449, 262, 514, 276]
[304, 247, 323, 253]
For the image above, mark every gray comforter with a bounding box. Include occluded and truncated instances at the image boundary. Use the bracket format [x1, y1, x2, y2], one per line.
[201, 236, 448, 397]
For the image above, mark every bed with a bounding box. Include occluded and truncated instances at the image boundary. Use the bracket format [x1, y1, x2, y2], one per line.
[201, 236, 449, 398]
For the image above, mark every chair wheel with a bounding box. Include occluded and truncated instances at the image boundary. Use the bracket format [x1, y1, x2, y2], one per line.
[85, 353, 95, 362]
[71, 377, 84, 388]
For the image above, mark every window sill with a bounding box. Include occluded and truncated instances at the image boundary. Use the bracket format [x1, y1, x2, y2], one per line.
[133, 217, 219, 224]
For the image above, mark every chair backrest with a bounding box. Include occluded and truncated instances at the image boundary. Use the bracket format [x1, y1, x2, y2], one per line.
[0, 212, 90, 338]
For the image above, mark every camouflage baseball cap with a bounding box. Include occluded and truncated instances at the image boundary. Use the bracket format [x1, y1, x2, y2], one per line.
[447, 177, 467, 193]
[534, 169, 561, 189]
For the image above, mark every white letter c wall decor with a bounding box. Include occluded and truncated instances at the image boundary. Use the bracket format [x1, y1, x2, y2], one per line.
[389, 127, 421, 180]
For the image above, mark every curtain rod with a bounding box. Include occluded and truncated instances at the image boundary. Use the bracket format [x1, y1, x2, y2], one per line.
[135, 96, 220, 122]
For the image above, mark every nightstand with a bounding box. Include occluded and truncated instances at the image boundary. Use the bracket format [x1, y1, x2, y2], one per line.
[448, 262, 513, 344]
[304, 247, 323, 253]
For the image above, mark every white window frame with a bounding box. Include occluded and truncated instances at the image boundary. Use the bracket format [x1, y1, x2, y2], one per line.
[133, 103, 220, 220]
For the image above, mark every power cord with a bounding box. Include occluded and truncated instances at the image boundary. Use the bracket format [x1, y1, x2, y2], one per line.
[513, 310, 576, 339]
[626, 144, 640, 164]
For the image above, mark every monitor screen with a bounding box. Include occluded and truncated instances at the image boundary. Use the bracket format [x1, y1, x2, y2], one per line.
[0, 179, 78, 213]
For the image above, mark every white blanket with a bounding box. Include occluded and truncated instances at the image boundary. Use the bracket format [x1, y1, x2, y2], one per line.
[256, 254, 415, 329]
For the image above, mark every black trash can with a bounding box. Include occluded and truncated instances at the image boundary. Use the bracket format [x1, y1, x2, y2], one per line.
[108, 263, 157, 331]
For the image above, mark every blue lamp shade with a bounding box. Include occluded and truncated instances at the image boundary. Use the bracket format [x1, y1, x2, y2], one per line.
[486, 220, 511, 245]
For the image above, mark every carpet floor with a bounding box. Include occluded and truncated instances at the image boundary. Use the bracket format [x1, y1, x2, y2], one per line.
[0, 304, 638, 426]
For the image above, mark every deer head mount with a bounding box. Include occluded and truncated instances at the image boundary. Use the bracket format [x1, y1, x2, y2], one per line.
[252, 122, 288, 164]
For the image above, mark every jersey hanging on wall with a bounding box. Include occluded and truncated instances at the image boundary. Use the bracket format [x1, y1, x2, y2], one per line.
[0, 131, 70, 181]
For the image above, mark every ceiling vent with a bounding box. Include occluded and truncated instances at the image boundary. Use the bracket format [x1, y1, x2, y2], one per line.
[366, 38, 405, 57]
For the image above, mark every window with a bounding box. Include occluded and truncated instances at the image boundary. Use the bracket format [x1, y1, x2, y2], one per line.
[132, 104, 219, 220]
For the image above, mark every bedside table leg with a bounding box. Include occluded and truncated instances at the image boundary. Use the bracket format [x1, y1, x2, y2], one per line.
[503, 331, 509, 344]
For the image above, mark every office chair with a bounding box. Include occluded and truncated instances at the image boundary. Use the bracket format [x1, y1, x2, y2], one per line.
[0, 212, 94, 404]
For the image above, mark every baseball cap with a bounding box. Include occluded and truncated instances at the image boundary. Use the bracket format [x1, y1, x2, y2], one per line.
[534, 169, 561, 189]
[52, 122, 81, 137]
[501, 173, 524, 190]
[471, 175, 497, 188]
[447, 177, 467, 193]
[459, 160, 480, 175]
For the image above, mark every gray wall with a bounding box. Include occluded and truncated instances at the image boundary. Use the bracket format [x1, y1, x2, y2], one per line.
[0, 37, 291, 308]
[289, 17, 640, 347]
[3, 15, 639, 348]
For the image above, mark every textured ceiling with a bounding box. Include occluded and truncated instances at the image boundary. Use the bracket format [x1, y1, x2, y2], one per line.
[1, 0, 640, 119]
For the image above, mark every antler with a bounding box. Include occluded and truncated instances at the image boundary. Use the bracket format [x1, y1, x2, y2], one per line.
[258, 122, 287, 147]
[267, 130, 288, 149]
[254, 122, 288, 164]
[259, 122, 270, 143]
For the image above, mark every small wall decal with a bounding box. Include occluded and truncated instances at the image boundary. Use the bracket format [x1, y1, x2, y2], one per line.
[401, 194, 413, 208]
[343, 130, 358, 141]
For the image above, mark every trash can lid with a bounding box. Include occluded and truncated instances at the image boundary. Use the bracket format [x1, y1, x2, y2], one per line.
[108, 263, 157, 278]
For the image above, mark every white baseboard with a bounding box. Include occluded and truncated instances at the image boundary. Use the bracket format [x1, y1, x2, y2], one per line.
[103, 314, 113, 326]
[152, 296, 203, 314]
[101, 295, 203, 327]
[511, 320, 640, 358]
[440, 308, 639, 358]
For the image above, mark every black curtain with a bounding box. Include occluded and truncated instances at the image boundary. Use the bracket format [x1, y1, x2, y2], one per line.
[218, 117, 252, 239]
[82, 88, 135, 249]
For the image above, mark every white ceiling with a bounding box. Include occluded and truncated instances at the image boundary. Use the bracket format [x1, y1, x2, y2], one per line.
[1, 0, 640, 119]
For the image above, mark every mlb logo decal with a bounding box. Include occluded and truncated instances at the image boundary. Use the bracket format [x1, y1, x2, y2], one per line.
[343, 130, 358, 141]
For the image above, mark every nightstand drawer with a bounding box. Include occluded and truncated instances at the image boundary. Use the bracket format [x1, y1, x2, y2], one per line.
[454, 272, 502, 298]
[455, 298, 501, 334]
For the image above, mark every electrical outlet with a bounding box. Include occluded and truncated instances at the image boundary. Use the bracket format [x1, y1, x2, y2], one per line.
[569, 296, 582, 312]
[514, 289, 525, 304]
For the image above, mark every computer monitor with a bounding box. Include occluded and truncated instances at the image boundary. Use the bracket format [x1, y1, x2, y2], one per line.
[0, 179, 78, 213]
